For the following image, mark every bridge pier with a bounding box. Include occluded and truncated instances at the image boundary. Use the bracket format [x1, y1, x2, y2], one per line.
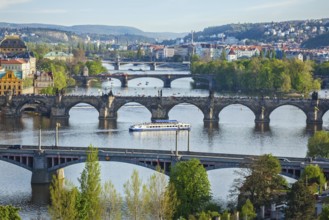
[150, 63, 156, 71]
[164, 75, 171, 88]
[114, 62, 120, 70]
[31, 151, 64, 184]
[306, 106, 323, 130]
[121, 76, 128, 87]
[51, 107, 69, 119]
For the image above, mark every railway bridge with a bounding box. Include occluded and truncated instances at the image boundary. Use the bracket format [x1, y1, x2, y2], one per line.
[0, 145, 321, 184]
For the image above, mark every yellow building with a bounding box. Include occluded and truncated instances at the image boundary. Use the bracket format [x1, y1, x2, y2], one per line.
[0, 70, 23, 95]
[0, 35, 27, 54]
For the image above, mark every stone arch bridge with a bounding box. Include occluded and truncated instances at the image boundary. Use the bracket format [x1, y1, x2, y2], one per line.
[0, 93, 328, 128]
[72, 73, 216, 89]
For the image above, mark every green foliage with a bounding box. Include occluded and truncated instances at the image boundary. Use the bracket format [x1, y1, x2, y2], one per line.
[147, 167, 178, 220]
[102, 181, 123, 220]
[307, 130, 329, 158]
[22, 77, 33, 88]
[85, 60, 107, 75]
[78, 145, 102, 220]
[191, 58, 320, 93]
[49, 175, 79, 220]
[220, 210, 231, 220]
[231, 154, 287, 209]
[241, 199, 256, 220]
[169, 158, 211, 219]
[123, 169, 150, 220]
[285, 180, 315, 220]
[315, 61, 329, 75]
[0, 205, 21, 220]
[300, 164, 326, 193]
[320, 204, 329, 220]
[40, 86, 56, 95]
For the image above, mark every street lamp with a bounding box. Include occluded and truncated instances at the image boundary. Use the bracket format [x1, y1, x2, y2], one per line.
[55, 123, 61, 147]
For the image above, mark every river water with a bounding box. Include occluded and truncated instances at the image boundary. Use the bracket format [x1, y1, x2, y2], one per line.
[1, 64, 329, 219]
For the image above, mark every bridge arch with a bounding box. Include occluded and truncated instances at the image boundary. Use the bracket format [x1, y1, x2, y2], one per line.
[218, 103, 257, 122]
[65, 101, 100, 117]
[48, 158, 170, 175]
[0, 157, 33, 172]
[115, 101, 152, 121]
[16, 99, 51, 116]
[128, 77, 164, 87]
[268, 104, 307, 125]
[167, 102, 206, 121]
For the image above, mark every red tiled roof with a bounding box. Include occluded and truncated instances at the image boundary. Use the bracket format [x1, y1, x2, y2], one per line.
[0, 59, 26, 64]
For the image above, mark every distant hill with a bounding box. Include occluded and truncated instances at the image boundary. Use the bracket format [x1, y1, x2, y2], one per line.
[0, 22, 186, 41]
[185, 18, 329, 48]
[301, 32, 329, 48]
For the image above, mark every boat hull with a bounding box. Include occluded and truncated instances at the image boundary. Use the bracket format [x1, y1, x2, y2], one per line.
[129, 127, 191, 132]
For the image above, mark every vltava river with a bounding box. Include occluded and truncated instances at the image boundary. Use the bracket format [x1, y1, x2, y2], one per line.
[1, 64, 328, 219]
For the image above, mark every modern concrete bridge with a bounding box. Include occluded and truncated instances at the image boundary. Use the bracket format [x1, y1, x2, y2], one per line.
[0, 145, 320, 184]
[0, 92, 327, 128]
[72, 73, 215, 89]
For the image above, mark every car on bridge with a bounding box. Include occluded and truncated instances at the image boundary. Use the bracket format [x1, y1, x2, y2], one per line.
[8, 145, 23, 149]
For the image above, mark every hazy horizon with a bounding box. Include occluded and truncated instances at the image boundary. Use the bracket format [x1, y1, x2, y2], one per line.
[0, 0, 328, 33]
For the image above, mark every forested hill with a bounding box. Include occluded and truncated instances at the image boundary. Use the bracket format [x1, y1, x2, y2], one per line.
[301, 32, 329, 48]
[0, 22, 185, 41]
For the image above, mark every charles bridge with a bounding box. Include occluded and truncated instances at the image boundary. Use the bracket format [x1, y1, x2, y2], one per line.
[0, 92, 328, 128]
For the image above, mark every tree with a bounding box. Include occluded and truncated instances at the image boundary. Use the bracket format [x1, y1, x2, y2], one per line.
[147, 167, 178, 220]
[300, 164, 326, 193]
[241, 199, 256, 220]
[231, 154, 287, 210]
[319, 204, 329, 220]
[78, 145, 102, 220]
[307, 130, 329, 158]
[285, 180, 315, 220]
[220, 49, 227, 61]
[102, 181, 123, 220]
[0, 205, 21, 220]
[169, 158, 211, 219]
[123, 169, 150, 220]
[49, 175, 79, 220]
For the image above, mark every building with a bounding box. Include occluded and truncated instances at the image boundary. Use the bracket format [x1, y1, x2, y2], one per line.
[0, 59, 31, 79]
[44, 51, 73, 62]
[0, 35, 27, 54]
[33, 72, 54, 94]
[0, 70, 23, 95]
[227, 49, 237, 61]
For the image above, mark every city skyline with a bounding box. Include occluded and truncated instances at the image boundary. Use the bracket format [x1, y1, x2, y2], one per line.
[0, 0, 328, 33]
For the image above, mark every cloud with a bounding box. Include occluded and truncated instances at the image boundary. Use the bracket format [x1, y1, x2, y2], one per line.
[37, 9, 67, 14]
[246, 0, 299, 11]
[0, 0, 31, 9]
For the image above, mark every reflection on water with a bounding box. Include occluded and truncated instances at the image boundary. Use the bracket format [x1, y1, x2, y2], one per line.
[1, 67, 329, 218]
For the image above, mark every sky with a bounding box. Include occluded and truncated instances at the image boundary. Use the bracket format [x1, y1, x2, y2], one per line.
[0, 0, 328, 33]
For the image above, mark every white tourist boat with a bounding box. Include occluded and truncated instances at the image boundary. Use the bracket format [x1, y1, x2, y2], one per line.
[129, 120, 191, 132]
